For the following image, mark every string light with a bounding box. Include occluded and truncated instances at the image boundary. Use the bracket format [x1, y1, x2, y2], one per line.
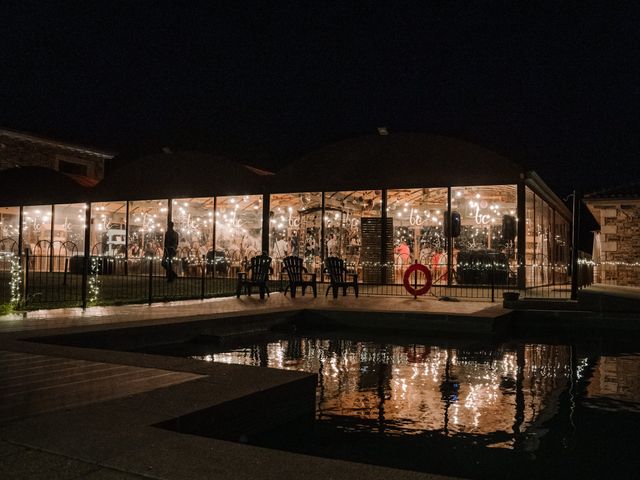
[9, 253, 22, 305]
[88, 256, 101, 304]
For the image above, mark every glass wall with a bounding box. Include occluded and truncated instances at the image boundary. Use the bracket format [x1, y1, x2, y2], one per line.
[525, 187, 536, 284]
[524, 187, 570, 288]
[53, 203, 87, 255]
[172, 197, 214, 277]
[387, 188, 448, 283]
[0, 206, 20, 251]
[324, 190, 382, 279]
[269, 192, 322, 275]
[215, 195, 263, 277]
[128, 200, 168, 258]
[450, 185, 517, 285]
[90, 201, 127, 256]
[22, 205, 52, 252]
[22, 205, 52, 271]
[554, 214, 570, 284]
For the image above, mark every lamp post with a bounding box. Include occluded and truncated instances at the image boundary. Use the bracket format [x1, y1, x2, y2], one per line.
[569, 190, 581, 300]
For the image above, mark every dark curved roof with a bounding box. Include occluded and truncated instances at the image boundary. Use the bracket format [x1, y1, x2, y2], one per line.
[271, 133, 524, 192]
[0, 167, 89, 206]
[93, 151, 267, 201]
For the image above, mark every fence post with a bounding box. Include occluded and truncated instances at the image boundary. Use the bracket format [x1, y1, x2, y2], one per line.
[200, 255, 206, 299]
[148, 258, 154, 305]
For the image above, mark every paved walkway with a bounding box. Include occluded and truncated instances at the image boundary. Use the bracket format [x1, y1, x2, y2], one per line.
[0, 292, 498, 333]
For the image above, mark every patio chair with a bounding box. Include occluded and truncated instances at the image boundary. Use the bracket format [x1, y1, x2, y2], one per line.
[324, 256, 358, 298]
[282, 255, 317, 298]
[236, 253, 273, 299]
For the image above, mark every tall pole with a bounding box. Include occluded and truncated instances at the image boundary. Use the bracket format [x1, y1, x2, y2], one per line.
[381, 189, 388, 284]
[82, 202, 92, 309]
[570, 189, 581, 300]
[446, 187, 452, 287]
[516, 180, 526, 290]
[261, 194, 270, 255]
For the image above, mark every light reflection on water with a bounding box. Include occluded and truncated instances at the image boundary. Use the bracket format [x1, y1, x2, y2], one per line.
[188, 337, 633, 449]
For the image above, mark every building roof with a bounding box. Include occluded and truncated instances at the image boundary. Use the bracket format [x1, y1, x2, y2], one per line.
[0, 166, 89, 206]
[270, 132, 524, 193]
[92, 151, 265, 201]
[0, 128, 114, 158]
[584, 182, 640, 201]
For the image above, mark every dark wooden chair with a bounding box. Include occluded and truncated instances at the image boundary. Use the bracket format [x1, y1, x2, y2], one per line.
[236, 254, 273, 299]
[324, 256, 358, 298]
[282, 255, 317, 298]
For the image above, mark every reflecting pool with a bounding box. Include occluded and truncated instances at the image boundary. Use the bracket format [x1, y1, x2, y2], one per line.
[149, 333, 640, 478]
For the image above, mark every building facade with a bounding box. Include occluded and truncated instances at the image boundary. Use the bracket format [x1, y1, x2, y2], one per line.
[1, 133, 576, 308]
[585, 184, 640, 287]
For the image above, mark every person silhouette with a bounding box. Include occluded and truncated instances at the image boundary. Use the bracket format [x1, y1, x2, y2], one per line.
[163, 220, 179, 282]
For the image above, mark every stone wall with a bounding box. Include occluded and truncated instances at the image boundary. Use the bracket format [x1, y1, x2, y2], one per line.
[0, 132, 108, 181]
[592, 201, 640, 286]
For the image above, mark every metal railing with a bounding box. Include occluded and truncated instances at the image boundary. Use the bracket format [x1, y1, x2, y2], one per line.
[2, 245, 596, 309]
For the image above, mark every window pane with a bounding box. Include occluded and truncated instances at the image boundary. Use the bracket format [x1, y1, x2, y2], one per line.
[215, 195, 263, 275]
[387, 188, 447, 283]
[90, 201, 127, 256]
[0, 206, 20, 250]
[451, 185, 517, 285]
[269, 192, 321, 274]
[525, 187, 535, 286]
[324, 190, 382, 279]
[128, 200, 168, 258]
[172, 197, 214, 257]
[22, 205, 52, 251]
[53, 203, 88, 254]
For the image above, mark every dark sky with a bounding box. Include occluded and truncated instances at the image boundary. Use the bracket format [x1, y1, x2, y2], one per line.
[2, 1, 639, 197]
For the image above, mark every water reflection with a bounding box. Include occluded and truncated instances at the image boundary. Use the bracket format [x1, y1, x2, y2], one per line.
[192, 337, 606, 450]
[585, 354, 640, 412]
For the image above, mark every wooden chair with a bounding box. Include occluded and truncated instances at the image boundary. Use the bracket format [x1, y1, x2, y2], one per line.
[282, 255, 317, 298]
[324, 256, 358, 298]
[236, 254, 273, 299]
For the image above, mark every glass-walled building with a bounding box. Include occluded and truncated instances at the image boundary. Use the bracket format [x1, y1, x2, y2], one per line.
[270, 134, 572, 291]
[0, 133, 574, 307]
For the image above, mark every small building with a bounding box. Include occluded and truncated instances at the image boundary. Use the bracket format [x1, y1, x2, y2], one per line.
[584, 183, 640, 286]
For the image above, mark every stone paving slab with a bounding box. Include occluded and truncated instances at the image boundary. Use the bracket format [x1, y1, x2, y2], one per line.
[0, 349, 203, 424]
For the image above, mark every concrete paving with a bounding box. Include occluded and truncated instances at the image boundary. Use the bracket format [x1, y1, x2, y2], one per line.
[0, 293, 487, 479]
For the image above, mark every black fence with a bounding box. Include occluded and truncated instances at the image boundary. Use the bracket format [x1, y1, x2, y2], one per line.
[1, 239, 595, 310]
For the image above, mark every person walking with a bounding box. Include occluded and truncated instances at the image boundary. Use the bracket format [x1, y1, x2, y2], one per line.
[163, 220, 179, 282]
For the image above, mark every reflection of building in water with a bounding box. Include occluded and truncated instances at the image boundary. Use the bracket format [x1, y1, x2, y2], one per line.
[586, 355, 640, 406]
[195, 338, 572, 448]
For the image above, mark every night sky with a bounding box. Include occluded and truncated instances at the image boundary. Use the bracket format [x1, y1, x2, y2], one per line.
[2, 1, 639, 197]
